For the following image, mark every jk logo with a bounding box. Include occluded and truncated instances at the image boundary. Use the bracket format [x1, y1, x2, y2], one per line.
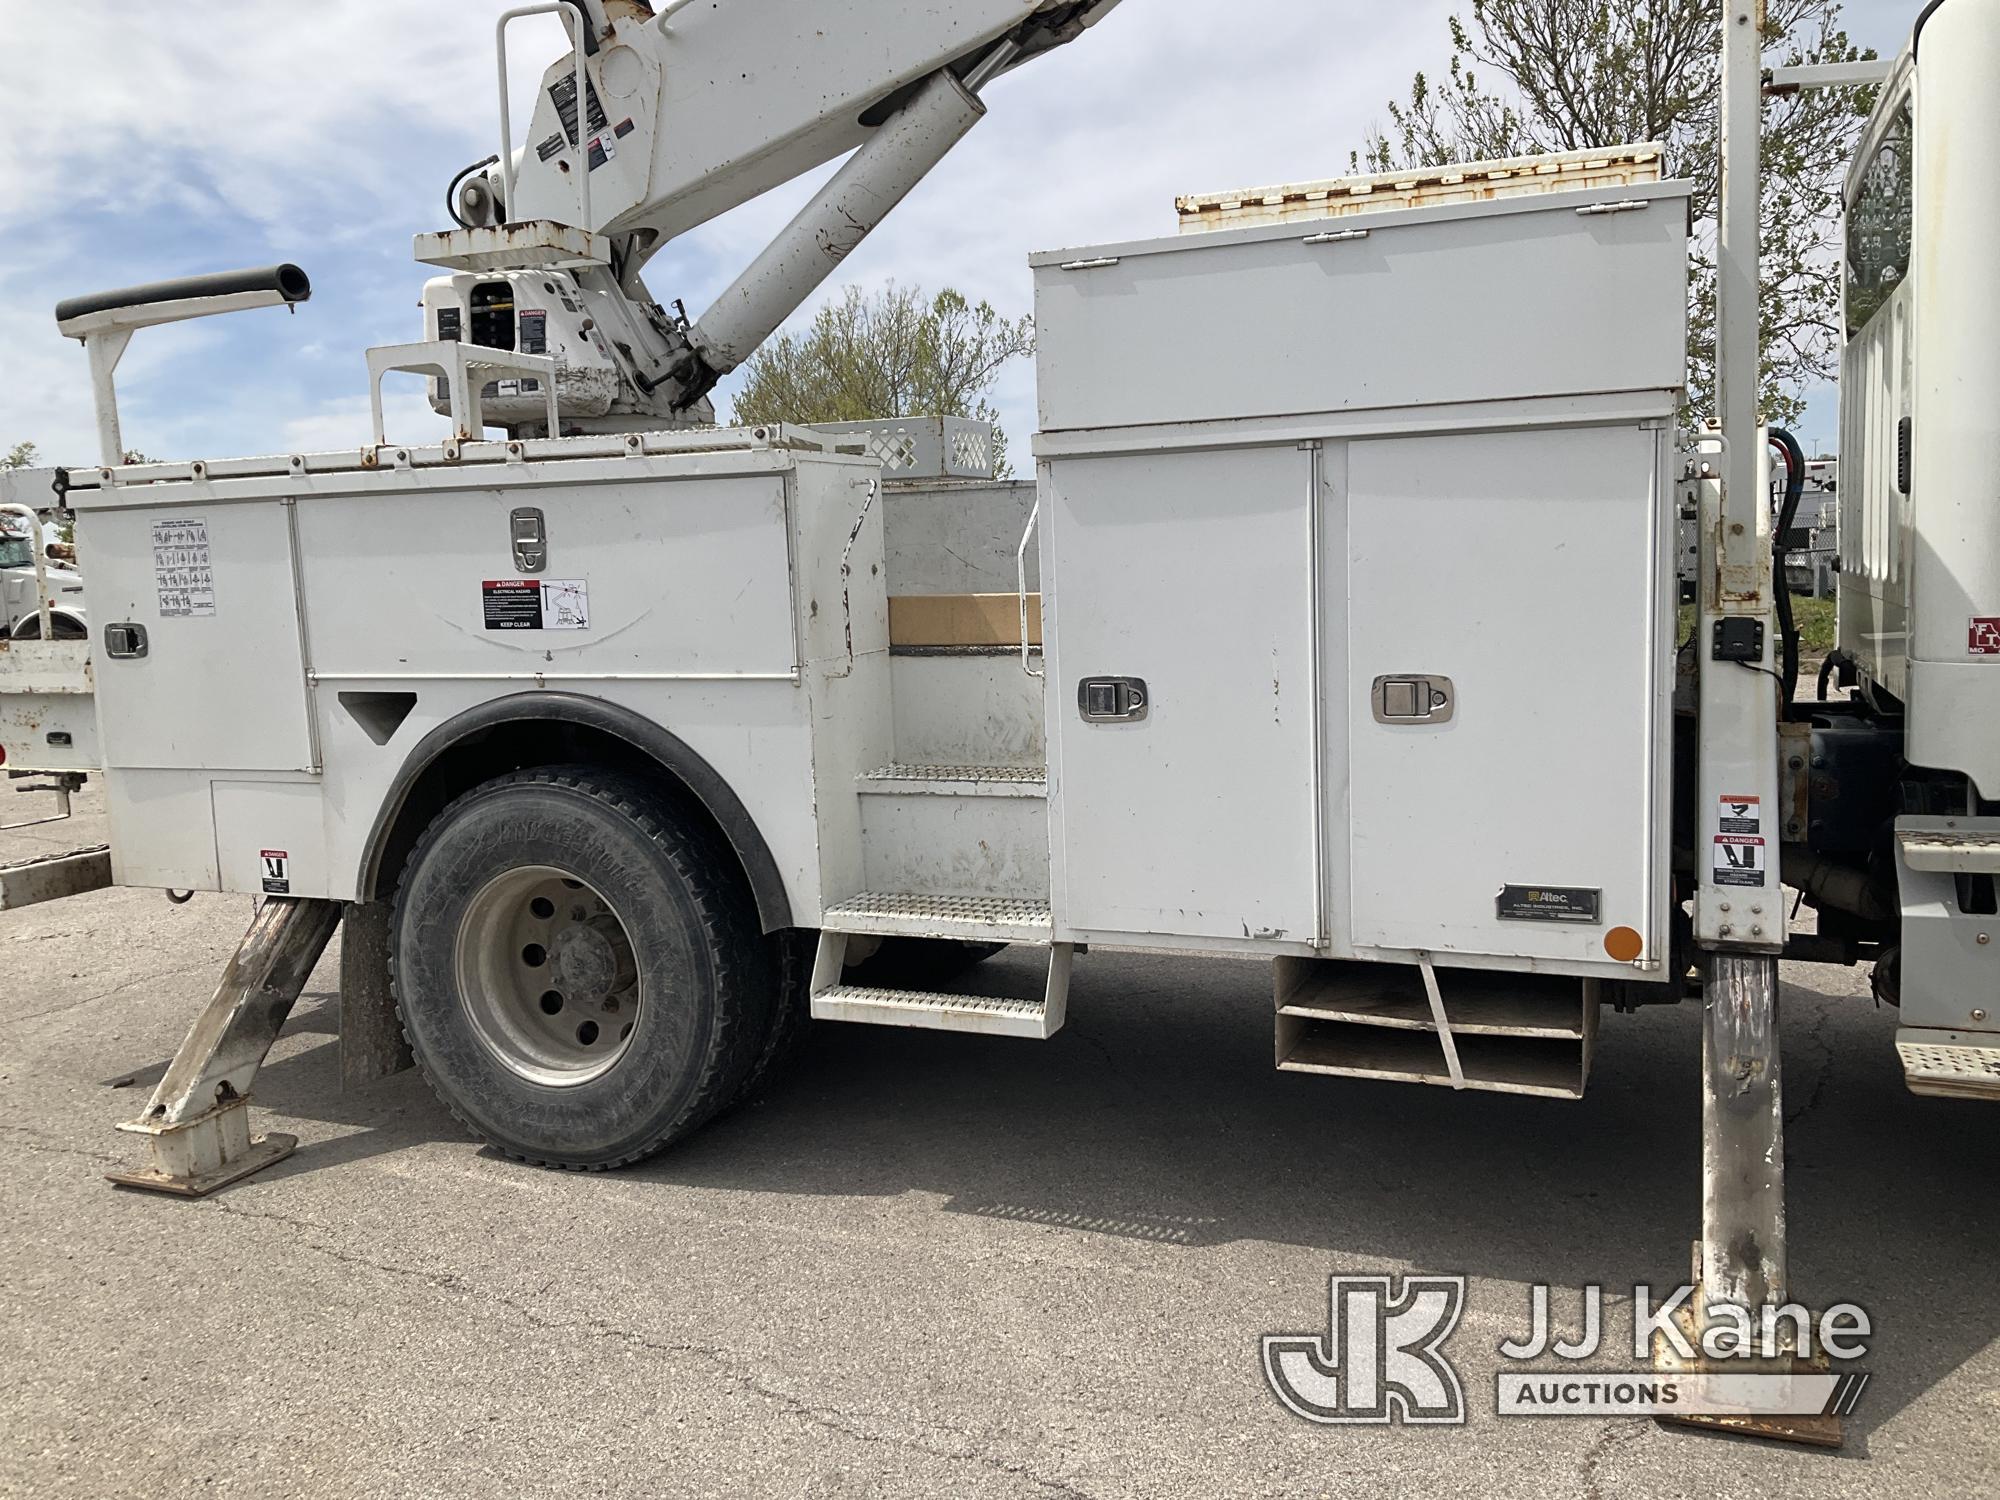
[1262, 1275, 1467, 1425]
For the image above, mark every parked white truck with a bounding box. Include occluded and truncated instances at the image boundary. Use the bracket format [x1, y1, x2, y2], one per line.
[0, 0, 1993, 1446]
[0, 514, 85, 639]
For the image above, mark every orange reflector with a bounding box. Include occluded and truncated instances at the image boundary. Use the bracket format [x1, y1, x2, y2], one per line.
[1604, 926, 1643, 962]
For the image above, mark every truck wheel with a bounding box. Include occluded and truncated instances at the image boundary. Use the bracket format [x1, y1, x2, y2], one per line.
[391, 765, 775, 1169]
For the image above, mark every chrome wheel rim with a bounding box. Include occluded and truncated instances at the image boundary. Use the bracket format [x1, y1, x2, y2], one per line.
[455, 864, 641, 1086]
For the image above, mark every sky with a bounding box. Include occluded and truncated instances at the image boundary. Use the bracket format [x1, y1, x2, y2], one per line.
[0, 0, 1926, 469]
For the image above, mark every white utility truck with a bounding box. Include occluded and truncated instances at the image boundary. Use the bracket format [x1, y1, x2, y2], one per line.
[0, 515, 84, 639]
[1, 0, 1994, 1444]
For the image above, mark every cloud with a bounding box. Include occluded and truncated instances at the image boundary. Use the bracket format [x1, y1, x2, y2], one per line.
[0, 1, 1918, 464]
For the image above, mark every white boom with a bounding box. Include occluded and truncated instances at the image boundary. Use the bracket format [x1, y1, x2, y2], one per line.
[415, 0, 1122, 430]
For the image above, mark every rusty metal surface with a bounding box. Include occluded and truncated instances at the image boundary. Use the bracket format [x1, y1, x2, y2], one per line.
[133, 897, 343, 1130]
[0, 844, 111, 910]
[1701, 954, 1786, 1313]
[1652, 1297, 1844, 1449]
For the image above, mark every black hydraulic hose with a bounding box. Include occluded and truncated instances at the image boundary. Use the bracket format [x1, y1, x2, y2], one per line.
[1769, 427, 1807, 704]
[447, 154, 502, 230]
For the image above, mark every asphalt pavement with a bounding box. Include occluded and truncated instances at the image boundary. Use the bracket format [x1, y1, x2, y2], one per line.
[2, 783, 1996, 1498]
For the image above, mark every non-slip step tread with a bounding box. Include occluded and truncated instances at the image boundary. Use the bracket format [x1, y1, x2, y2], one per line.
[858, 763, 1047, 797]
[1278, 962, 1587, 1039]
[863, 762, 1046, 783]
[822, 891, 1053, 942]
[1897, 1039, 2000, 1100]
[1897, 826, 2000, 873]
[815, 984, 1046, 1019]
[1280, 1021, 1584, 1099]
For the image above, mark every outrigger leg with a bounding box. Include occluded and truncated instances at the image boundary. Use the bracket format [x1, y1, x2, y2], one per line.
[107, 897, 342, 1197]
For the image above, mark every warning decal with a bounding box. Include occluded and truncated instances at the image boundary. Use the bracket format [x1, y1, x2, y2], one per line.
[260, 850, 290, 896]
[1971, 617, 2000, 655]
[1717, 794, 1762, 835]
[1712, 834, 1767, 887]
[152, 516, 215, 618]
[482, 579, 590, 631]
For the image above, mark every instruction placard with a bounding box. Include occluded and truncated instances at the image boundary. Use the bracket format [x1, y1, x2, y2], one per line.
[152, 516, 215, 618]
[482, 578, 590, 631]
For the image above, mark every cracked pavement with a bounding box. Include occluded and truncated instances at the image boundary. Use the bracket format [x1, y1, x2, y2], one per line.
[2, 785, 1997, 1498]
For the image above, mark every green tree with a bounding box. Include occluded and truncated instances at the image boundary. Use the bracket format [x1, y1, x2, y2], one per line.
[1353, 0, 1877, 425]
[730, 284, 1034, 477]
[3, 441, 38, 469]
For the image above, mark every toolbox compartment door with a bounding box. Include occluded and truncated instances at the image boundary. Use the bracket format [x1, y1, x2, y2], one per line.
[82, 501, 315, 773]
[1045, 443, 1319, 944]
[1343, 424, 1669, 970]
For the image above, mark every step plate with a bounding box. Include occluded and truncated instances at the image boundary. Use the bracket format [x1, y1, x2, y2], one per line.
[1896, 1039, 2000, 1101]
[823, 892, 1052, 944]
[812, 984, 1049, 1038]
[859, 763, 1047, 797]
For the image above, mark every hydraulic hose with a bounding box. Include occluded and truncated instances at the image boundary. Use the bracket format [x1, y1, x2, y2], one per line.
[1768, 427, 1807, 704]
[447, 154, 502, 230]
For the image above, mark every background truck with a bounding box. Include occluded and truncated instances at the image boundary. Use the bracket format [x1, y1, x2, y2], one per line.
[0, 0, 1993, 1446]
[0, 511, 85, 639]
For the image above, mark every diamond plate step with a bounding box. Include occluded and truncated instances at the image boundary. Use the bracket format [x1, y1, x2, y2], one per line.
[811, 984, 1051, 1037]
[858, 763, 1047, 797]
[1896, 824, 2000, 874]
[1896, 1036, 2000, 1100]
[809, 935, 1072, 1039]
[822, 892, 1052, 944]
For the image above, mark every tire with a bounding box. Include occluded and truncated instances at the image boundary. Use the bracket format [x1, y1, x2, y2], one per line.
[844, 937, 1006, 987]
[391, 765, 775, 1169]
[739, 927, 814, 1098]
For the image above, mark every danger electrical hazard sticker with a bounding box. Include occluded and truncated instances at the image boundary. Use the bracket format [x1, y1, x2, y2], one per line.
[1712, 834, 1767, 887]
[1970, 617, 2000, 655]
[482, 579, 590, 631]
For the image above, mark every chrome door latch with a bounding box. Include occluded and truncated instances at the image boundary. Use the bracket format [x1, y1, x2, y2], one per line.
[1078, 676, 1148, 722]
[1372, 674, 1453, 724]
[510, 506, 547, 573]
[104, 622, 149, 659]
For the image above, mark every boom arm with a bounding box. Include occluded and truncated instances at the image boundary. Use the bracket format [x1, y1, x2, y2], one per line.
[422, 0, 1122, 427]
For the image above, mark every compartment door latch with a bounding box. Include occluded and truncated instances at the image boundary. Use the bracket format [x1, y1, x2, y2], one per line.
[510, 506, 547, 573]
[1372, 674, 1454, 724]
[1078, 676, 1149, 723]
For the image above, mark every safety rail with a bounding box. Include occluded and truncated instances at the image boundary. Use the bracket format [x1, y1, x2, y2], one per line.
[497, 3, 593, 231]
[1017, 497, 1042, 680]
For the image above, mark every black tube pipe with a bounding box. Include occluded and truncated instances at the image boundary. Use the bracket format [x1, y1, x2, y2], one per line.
[447, 154, 501, 230]
[55, 265, 311, 327]
[1768, 427, 1807, 704]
